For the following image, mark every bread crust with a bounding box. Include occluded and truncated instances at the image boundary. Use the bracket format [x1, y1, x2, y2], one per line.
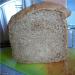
[8, 2, 70, 31]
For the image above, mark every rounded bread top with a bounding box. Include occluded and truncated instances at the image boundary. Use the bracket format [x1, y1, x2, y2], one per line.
[8, 2, 71, 31]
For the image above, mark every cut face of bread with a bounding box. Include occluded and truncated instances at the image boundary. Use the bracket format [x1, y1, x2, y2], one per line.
[9, 2, 69, 63]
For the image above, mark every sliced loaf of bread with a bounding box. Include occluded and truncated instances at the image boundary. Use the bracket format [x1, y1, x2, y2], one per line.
[8, 2, 70, 63]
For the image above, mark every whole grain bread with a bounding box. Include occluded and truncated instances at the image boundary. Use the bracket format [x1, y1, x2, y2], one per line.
[8, 2, 70, 63]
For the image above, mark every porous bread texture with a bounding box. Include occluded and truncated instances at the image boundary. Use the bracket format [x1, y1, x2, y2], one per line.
[9, 9, 67, 63]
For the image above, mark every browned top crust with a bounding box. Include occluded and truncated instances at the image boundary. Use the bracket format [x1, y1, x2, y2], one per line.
[8, 2, 71, 31]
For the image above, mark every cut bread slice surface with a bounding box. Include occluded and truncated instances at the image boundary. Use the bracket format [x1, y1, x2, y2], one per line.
[8, 2, 70, 63]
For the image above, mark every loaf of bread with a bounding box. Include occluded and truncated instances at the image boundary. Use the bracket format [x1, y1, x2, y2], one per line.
[8, 2, 70, 63]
